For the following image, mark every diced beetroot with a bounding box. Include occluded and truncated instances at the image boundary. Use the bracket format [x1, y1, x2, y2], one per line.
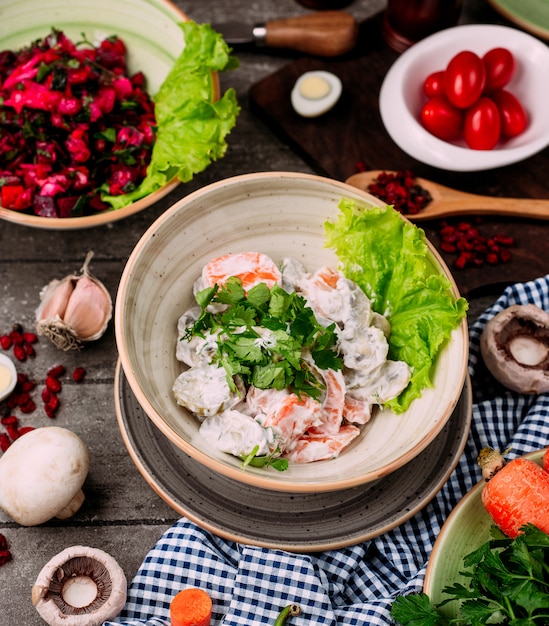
[57, 196, 80, 218]
[113, 77, 133, 99]
[117, 126, 145, 148]
[33, 195, 57, 217]
[0, 28, 156, 218]
[1, 185, 24, 209]
[39, 173, 70, 196]
[58, 96, 82, 116]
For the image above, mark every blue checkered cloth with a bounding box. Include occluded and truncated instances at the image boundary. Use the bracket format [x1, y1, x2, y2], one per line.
[106, 275, 549, 626]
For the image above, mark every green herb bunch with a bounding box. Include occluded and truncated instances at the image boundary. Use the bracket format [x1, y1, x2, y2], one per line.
[184, 276, 343, 400]
[391, 524, 549, 625]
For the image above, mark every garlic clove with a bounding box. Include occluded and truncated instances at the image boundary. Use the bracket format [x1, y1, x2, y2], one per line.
[62, 275, 112, 342]
[35, 276, 76, 323]
[36, 251, 112, 351]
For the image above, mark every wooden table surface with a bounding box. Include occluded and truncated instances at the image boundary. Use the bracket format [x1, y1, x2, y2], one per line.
[0, 1, 546, 624]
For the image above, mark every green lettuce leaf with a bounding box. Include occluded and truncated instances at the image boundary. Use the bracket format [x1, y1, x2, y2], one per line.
[325, 198, 468, 413]
[103, 21, 240, 209]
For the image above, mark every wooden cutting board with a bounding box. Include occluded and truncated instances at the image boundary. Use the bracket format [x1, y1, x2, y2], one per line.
[249, 12, 549, 298]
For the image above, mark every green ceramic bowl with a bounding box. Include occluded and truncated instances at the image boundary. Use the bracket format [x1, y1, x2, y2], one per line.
[0, 0, 219, 230]
[424, 449, 545, 618]
[488, 0, 549, 41]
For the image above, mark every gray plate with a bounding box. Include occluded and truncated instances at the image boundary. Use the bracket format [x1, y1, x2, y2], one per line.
[115, 361, 472, 552]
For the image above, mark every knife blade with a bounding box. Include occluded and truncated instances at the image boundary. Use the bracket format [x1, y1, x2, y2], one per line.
[212, 10, 358, 57]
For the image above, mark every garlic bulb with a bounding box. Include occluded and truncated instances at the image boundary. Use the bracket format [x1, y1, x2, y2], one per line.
[36, 251, 112, 351]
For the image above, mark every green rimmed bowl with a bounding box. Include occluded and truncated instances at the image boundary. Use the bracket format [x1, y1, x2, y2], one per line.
[424, 449, 546, 618]
[0, 0, 221, 230]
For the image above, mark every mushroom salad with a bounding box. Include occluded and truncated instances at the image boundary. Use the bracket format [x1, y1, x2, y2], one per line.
[173, 252, 411, 469]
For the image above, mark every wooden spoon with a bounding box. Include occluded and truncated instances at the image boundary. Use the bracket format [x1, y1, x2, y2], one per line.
[345, 171, 549, 221]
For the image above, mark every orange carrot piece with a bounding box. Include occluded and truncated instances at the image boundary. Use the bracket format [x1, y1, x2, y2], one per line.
[170, 588, 212, 626]
[479, 449, 549, 538]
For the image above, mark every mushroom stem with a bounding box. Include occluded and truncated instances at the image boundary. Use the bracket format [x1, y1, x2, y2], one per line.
[55, 490, 86, 520]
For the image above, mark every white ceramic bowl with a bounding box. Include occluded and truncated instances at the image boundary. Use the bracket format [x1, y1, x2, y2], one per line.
[0, 0, 220, 229]
[0, 354, 17, 402]
[380, 24, 549, 171]
[115, 172, 468, 493]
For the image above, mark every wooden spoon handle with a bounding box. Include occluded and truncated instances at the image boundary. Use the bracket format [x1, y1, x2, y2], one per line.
[427, 193, 549, 220]
[265, 11, 358, 56]
[346, 172, 549, 221]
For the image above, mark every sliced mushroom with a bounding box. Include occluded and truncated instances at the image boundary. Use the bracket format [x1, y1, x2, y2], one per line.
[0, 426, 89, 526]
[32, 545, 127, 626]
[480, 303, 549, 394]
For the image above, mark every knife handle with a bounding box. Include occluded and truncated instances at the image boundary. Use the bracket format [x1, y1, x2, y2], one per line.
[263, 11, 358, 56]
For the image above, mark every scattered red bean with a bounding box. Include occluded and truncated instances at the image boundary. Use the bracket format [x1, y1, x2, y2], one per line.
[0, 433, 10, 452]
[1, 325, 85, 453]
[365, 169, 433, 215]
[22, 332, 38, 344]
[0, 534, 12, 566]
[47, 364, 66, 378]
[12, 344, 26, 362]
[436, 219, 515, 269]
[72, 367, 86, 382]
[45, 376, 62, 393]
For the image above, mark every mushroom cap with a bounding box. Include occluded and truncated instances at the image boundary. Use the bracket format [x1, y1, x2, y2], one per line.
[32, 545, 127, 626]
[480, 303, 549, 394]
[0, 426, 89, 526]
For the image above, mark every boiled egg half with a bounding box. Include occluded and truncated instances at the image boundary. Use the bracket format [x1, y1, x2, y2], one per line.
[291, 70, 342, 118]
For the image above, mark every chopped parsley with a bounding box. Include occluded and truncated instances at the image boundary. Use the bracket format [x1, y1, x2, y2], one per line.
[183, 276, 343, 400]
[391, 524, 549, 625]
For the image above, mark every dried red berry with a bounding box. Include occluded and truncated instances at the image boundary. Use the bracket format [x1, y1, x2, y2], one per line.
[16, 392, 30, 407]
[9, 330, 23, 345]
[21, 379, 36, 392]
[72, 367, 86, 382]
[0, 534, 7, 550]
[16, 372, 28, 385]
[23, 343, 35, 357]
[45, 376, 62, 393]
[0, 433, 11, 452]
[47, 395, 60, 412]
[22, 332, 38, 344]
[47, 364, 66, 378]
[17, 426, 35, 436]
[19, 400, 36, 414]
[44, 405, 57, 419]
[0, 335, 11, 350]
[6, 423, 19, 440]
[12, 344, 26, 362]
[41, 388, 52, 403]
[0, 549, 12, 566]
[366, 170, 432, 215]
[0, 415, 18, 426]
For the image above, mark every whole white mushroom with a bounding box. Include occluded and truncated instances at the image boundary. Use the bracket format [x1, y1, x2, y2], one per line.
[0, 426, 89, 526]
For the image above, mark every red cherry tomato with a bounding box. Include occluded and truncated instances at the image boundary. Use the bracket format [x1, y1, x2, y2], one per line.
[423, 71, 445, 98]
[464, 97, 501, 150]
[420, 96, 464, 141]
[444, 50, 486, 109]
[491, 89, 528, 137]
[482, 47, 515, 92]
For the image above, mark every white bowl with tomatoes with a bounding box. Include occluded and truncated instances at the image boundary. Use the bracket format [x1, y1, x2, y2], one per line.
[379, 24, 549, 171]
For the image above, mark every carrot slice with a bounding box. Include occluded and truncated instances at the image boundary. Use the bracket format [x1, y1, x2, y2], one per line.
[170, 588, 212, 626]
[479, 448, 549, 538]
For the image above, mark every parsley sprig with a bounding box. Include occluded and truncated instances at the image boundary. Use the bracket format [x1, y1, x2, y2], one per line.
[183, 276, 343, 399]
[391, 524, 549, 625]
